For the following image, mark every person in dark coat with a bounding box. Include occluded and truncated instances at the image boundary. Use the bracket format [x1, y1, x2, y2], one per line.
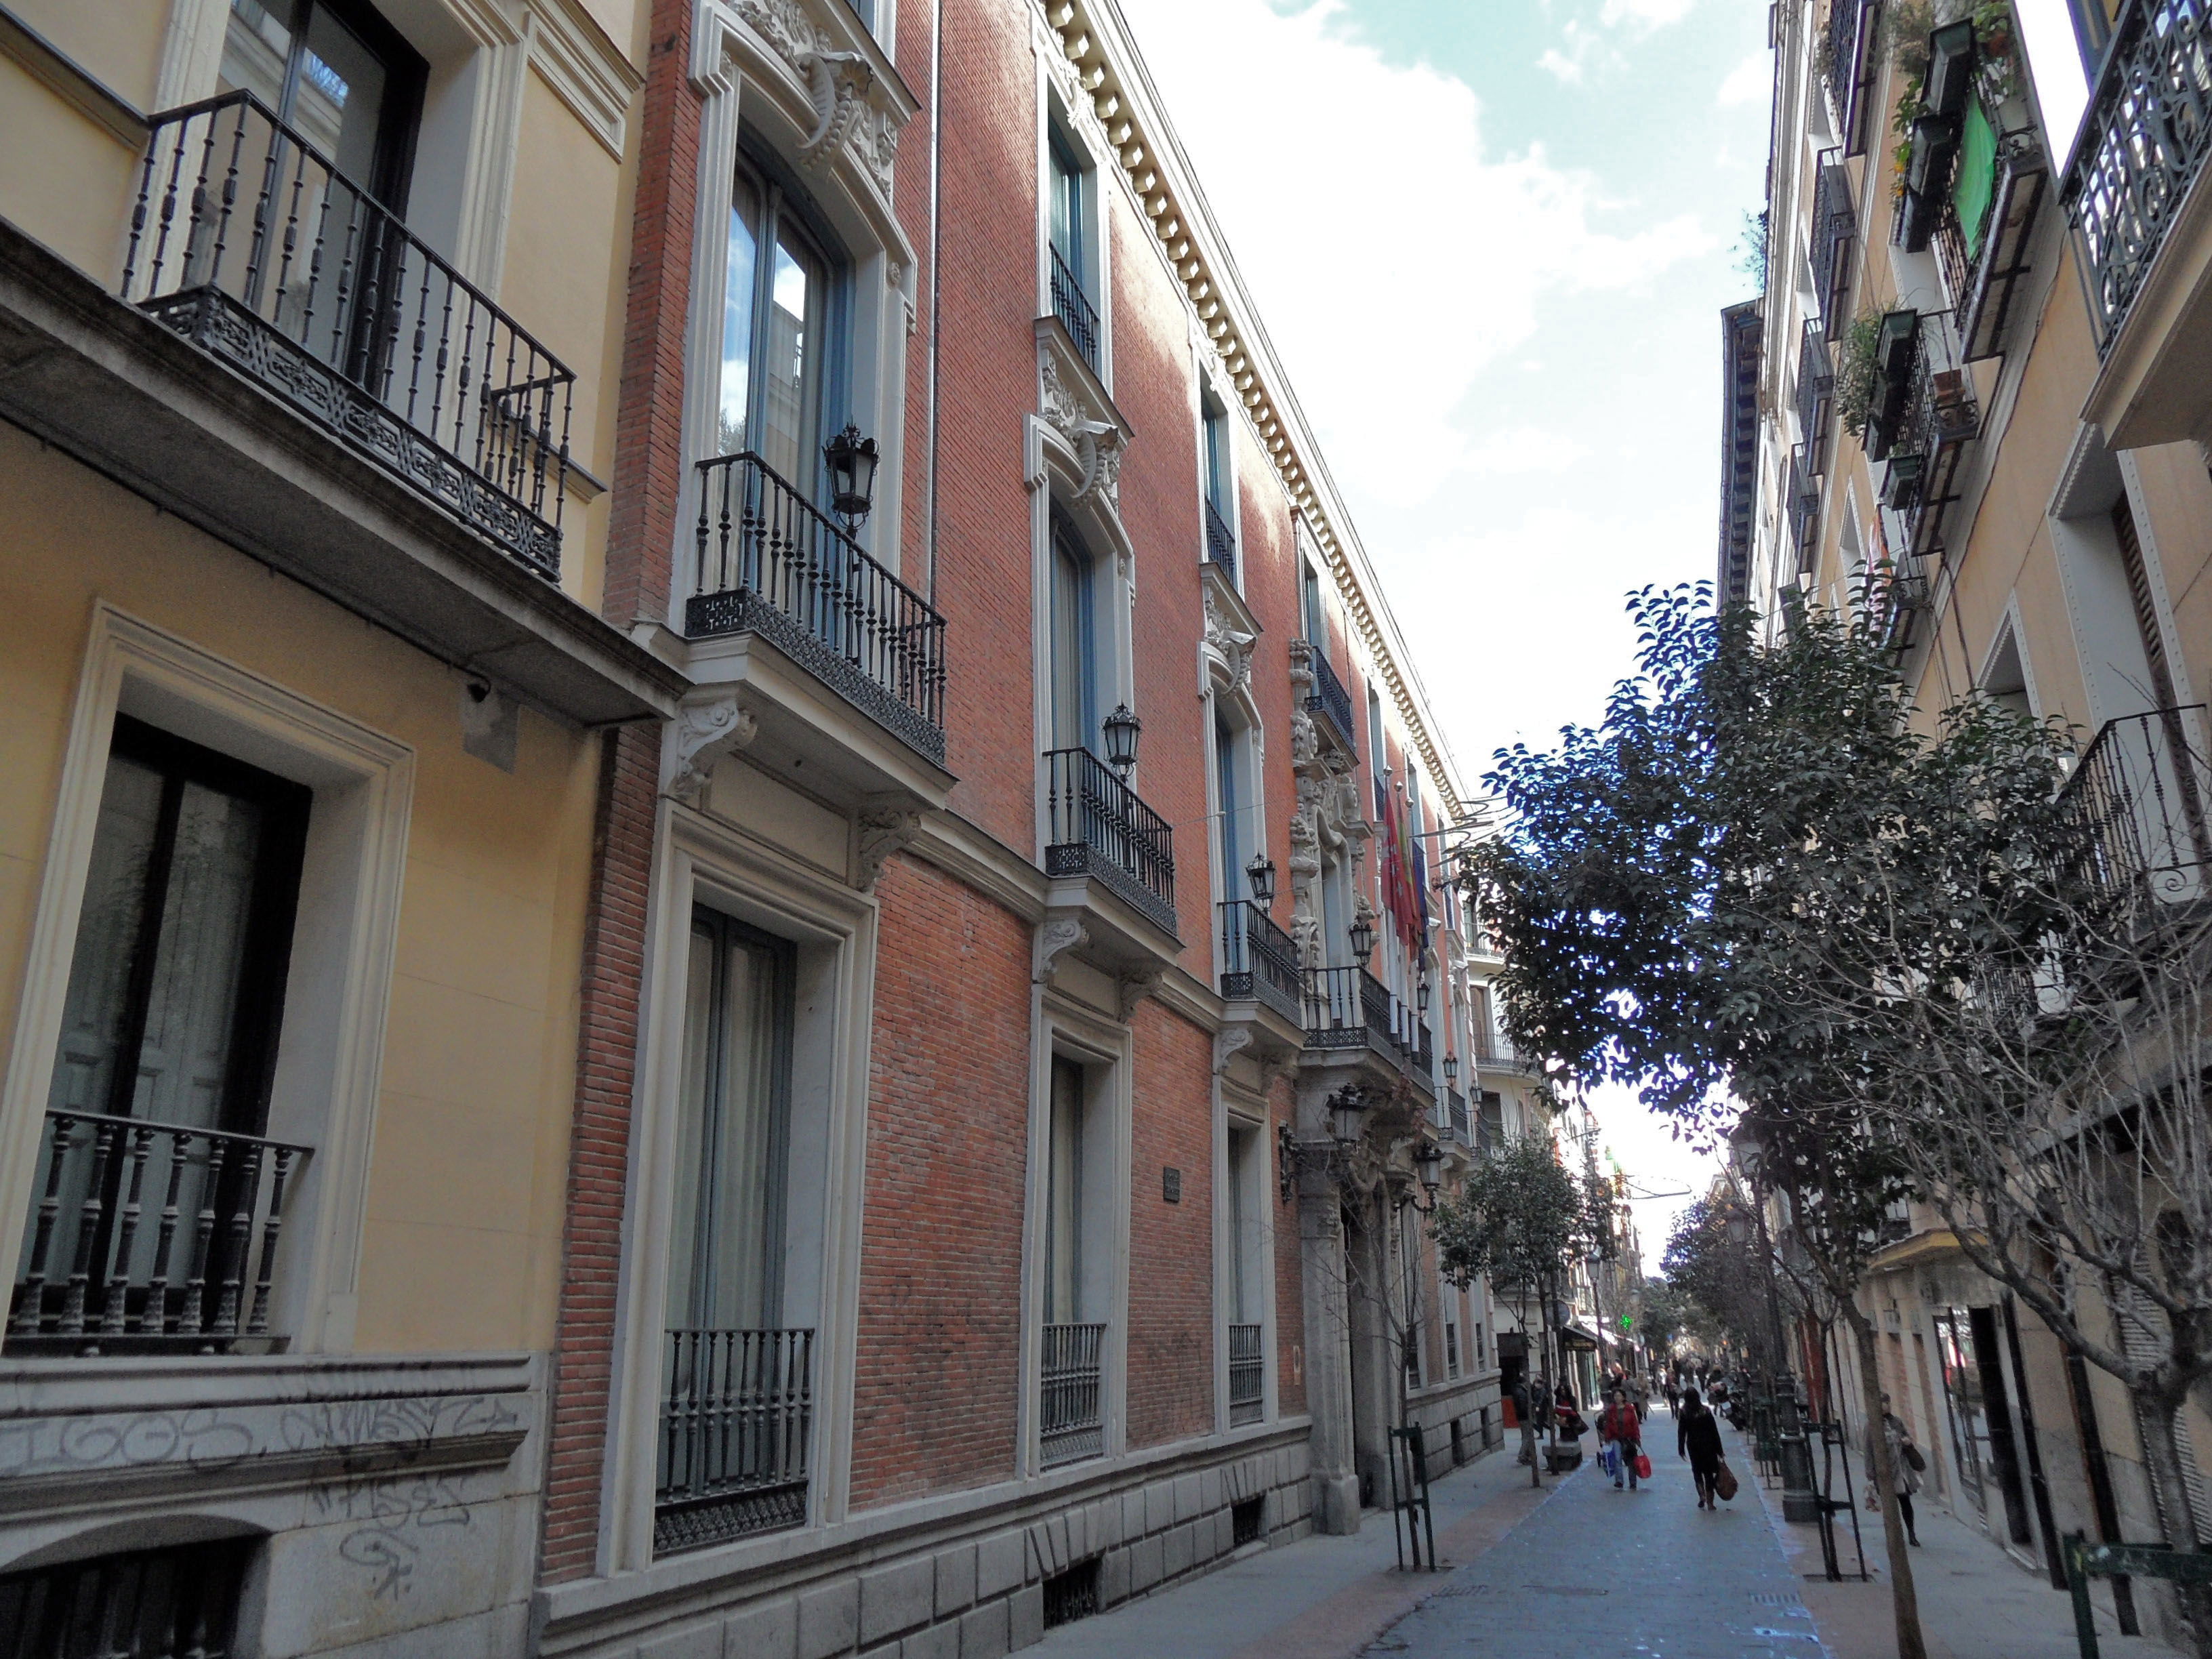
[1677, 1385, 1726, 1508]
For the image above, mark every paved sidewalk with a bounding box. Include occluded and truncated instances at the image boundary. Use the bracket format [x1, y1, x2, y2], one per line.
[1761, 1466, 2182, 1659]
[1027, 1433, 1563, 1659]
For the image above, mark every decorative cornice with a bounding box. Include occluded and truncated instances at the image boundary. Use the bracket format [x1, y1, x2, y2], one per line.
[1040, 0, 1466, 817]
[528, 0, 644, 159]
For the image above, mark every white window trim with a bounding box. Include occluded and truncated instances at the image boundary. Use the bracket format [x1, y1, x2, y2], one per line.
[1214, 1084, 1277, 1428]
[680, 0, 919, 593]
[0, 604, 415, 1354]
[599, 796, 879, 1574]
[1033, 39, 1114, 392]
[1022, 991, 1133, 1475]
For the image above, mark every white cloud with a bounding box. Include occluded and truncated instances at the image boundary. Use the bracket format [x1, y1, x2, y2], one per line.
[1600, 0, 1697, 30]
[1113, 0, 1708, 501]
[1716, 52, 1771, 106]
[1537, 46, 1585, 84]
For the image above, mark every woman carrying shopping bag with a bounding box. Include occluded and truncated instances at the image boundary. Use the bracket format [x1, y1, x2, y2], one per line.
[1599, 1388, 1643, 1490]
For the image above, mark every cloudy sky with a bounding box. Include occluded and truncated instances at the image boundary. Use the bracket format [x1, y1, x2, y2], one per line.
[1115, 0, 1778, 1266]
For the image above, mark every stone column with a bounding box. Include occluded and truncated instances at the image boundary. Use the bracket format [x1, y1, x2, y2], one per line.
[1298, 1167, 1361, 1533]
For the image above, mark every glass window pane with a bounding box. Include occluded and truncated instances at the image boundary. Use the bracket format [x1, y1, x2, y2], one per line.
[1046, 1059, 1084, 1324]
[756, 222, 823, 486]
[1215, 718, 1239, 892]
[45, 755, 166, 1119]
[218, 0, 293, 107]
[298, 5, 390, 185]
[667, 921, 717, 1330]
[1050, 528, 1094, 753]
[134, 781, 266, 1130]
[718, 173, 762, 458]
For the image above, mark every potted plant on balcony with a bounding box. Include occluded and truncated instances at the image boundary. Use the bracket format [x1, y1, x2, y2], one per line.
[1832, 308, 1886, 442]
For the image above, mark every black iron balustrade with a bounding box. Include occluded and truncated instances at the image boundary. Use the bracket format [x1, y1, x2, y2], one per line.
[1204, 498, 1237, 579]
[1040, 1320, 1105, 1465]
[2056, 705, 2212, 908]
[1957, 135, 2050, 361]
[123, 91, 573, 575]
[1044, 747, 1178, 934]
[1446, 1088, 1471, 1144]
[1796, 324, 1834, 474]
[1786, 445, 1820, 567]
[1810, 159, 1858, 323]
[2062, 0, 2212, 352]
[1050, 245, 1101, 369]
[1228, 1323, 1264, 1425]
[1304, 649, 1359, 757]
[8, 1109, 307, 1351]
[1885, 317, 1980, 556]
[693, 451, 948, 763]
[657, 1326, 813, 1553]
[1218, 899, 1303, 1023]
[1864, 560, 1929, 657]
[1302, 965, 1399, 1054]
[1824, 0, 1881, 151]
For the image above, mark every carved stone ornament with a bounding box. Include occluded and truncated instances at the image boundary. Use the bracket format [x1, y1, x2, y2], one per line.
[1116, 966, 1164, 1023]
[1040, 352, 1126, 510]
[1033, 914, 1090, 983]
[1285, 638, 1372, 974]
[854, 806, 922, 890]
[668, 693, 759, 804]
[1214, 1025, 1256, 1076]
[733, 0, 901, 196]
[1203, 588, 1255, 693]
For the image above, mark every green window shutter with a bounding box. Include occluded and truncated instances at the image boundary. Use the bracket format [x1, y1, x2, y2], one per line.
[1953, 98, 1999, 260]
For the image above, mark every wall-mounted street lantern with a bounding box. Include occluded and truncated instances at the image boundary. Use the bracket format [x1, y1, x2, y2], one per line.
[1349, 913, 1377, 967]
[1441, 1053, 1459, 1084]
[1414, 1136, 1443, 1199]
[823, 424, 880, 531]
[1416, 976, 1432, 1015]
[1246, 851, 1277, 909]
[1103, 703, 1142, 777]
[1280, 1084, 1383, 1202]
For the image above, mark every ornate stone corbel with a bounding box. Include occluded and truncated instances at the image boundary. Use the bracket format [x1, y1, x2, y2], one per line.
[1203, 589, 1255, 693]
[797, 49, 874, 169]
[1033, 914, 1090, 983]
[1116, 966, 1164, 1023]
[854, 806, 922, 890]
[1213, 1025, 1256, 1078]
[667, 693, 758, 804]
[1071, 423, 1124, 508]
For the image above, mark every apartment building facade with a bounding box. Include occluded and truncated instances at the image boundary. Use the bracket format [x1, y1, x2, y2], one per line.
[1732, 0, 2212, 1640]
[0, 0, 1504, 1654]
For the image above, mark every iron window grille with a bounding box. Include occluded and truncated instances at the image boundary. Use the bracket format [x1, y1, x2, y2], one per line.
[1303, 649, 1359, 758]
[1040, 1320, 1106, 1465]
[691, 451, 948, 763]
[2055, 705, 2212, 910]
[1810, 158, 1858, 325]
[655, 1326, 815, 1555]
[0, 1537, 253, 1658]
[123, 91, 574, 575]
[1795, 323, 1833, 474]
[1204, 498, 1237, 579]
[1050, 244, 1101, 369]
[1229, 1322, 1265, 1424]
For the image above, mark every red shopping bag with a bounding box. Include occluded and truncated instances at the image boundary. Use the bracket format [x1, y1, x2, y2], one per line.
[1635, 1452, 1652, 1481]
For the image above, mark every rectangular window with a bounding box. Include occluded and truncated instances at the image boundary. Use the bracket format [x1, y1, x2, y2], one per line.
[1041, 1054, 1104, 1464]
[1300, 561, 1326, 657]
[719, 155, 837, 490]
[1046, 1057, 1085, 1326]
[1445, 1319, 1460, 1378]
[1366, 688, 1387, 778]
[0, 1536, 253, 1658]
[657, 907, 811, 1553]
[1048, 127, 1101, 367]
[1215, 716, 1242, 898]
[1049, 514, 1099, 754]
[15, 716, 312, 1347]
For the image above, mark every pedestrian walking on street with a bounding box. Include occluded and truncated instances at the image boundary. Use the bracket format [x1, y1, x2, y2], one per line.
[1677, 1386, 1725, 1509]
[1513, 1374, 1542, 1469]
[1629, 1369, 1650, 1422]
[1600, 1388, 1643, 1490]
[1866, 1394, 1925, 1546]
[1663, 1374, 1681, 1415]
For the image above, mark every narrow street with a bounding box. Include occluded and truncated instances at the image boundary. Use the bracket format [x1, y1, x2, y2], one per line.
[1033, 1409, 2181, 1659]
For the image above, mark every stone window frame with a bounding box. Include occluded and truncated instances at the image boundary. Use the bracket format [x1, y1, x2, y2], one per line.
[597, 796, 880, 1574]
[0, 605, 415, 1355]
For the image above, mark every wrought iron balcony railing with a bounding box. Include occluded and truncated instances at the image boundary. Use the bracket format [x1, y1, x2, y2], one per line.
[1935, 131, 2050, 362]
[1218, 899, 1303, 1023]
[1044, 748, 1177, 935]
[123, 91, 573, 575]
[1884, 316, 1980, 557]
[1446, 1088, 1471, 1144]
[1040, 1320, 1105, 1465]
[2063, 0, 2212, 353]
[692, 451, 948, 763]
[1796, 323, 1833, 474]
[1810, 158, 1858, 324]
[1050, 245, 1101, 369]
[2057, 705, 2212, 908]
[1204, 498, 1237, 580]
[656, 1326, 813, 1553]
[1304, 648, 1359, 758]
[1228, 1322, 1264, 1425]
[1303, 964, 1398, 1053]
[1824, 0, 1880, 152]
[1786, 445, 1820, 568]
[9, 1109, 308, 1353]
